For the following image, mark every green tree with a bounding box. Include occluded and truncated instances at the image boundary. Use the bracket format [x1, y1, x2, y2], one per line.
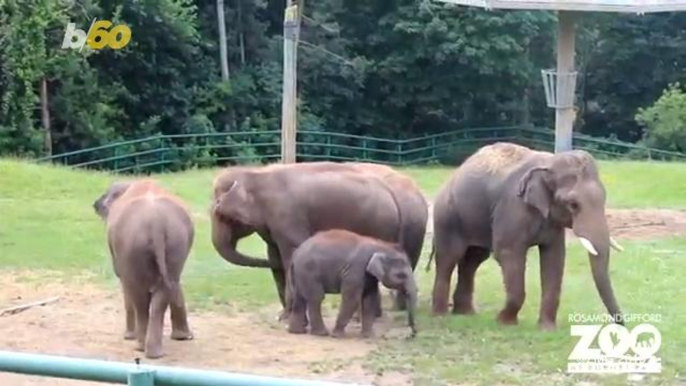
[635, 83, 686, 152]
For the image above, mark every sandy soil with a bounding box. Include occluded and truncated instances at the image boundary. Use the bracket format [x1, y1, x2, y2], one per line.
[0, 272, 413, 386]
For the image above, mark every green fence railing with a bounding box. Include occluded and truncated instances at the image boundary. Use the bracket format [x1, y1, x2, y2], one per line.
[0, 351, 363, 386]
[37, 126, 686, 173]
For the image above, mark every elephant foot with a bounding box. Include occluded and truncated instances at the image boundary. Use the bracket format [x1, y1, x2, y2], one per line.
[123, 331, 136, 341]
[145, 346, 164, 360]
[361, 329, 375, 339]
[171, 329, 194, 341]
[496, 311, 519, 326]
[310, 327, 330, 337]
[537, 319, 557, 331]
[287, 324, 307, 334]
[135, 342, 145, 352]
[331, 329, 346, 339]
[452, 303, 476, 315]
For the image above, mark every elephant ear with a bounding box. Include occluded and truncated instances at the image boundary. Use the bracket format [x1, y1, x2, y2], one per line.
[366, 252, 387, 281]
[517, 167, 552, 218]
[217, 181, 256, 225]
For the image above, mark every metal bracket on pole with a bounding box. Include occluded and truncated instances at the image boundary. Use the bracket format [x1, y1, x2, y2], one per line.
[128, 358, 154, 386]
[284, 5, 299, 40]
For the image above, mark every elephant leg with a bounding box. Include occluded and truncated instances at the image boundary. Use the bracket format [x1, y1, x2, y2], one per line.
[307, 290, 328, 337]
[538, 235, 565, 331]
[495, 247, 527, 326]
[170, 286, 193, 341]
[127, 285, 151, 353]
[123, 287, 136, 340]
[453, 247, 490, 314]
[432, 236, 466, 316]
[288, 289, 308, 334]
[333, 286, 363, 338]
[267, 243, 287, 310]
[145, 288, 170, 359]
[360, 286, 380, 338]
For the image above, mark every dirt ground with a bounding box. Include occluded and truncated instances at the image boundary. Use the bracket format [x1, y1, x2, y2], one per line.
[0, 272, 413, 386]
[2, 208, 685, 386]
[604, 208, 686, 240]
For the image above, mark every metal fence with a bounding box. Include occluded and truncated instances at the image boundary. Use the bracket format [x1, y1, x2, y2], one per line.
[0, 351, 365, 386]
[37, 126, 686, 173]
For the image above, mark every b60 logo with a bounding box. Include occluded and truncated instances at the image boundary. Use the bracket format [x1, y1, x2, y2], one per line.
[61, 19, 132, 51]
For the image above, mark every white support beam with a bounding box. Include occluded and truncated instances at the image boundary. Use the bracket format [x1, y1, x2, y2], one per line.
[554, 11, 578, 153]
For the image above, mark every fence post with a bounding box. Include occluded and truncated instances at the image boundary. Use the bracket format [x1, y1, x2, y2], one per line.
[127, 367, 154, 386]
[431, 137, 437, 161]
[326, 135, 331, 159]
[397, 142, 402, 165]
[362, 139, 368, 160]
[114, 147, 119, 171]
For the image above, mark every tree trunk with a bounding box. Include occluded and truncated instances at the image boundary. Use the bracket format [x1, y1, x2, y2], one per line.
[40, 78, 52, 156]
[217, 0, 234, 131]
[216, 0, 230, 80]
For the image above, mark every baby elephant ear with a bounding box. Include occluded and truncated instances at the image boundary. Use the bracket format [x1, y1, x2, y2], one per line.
[366, 252, 386, 281]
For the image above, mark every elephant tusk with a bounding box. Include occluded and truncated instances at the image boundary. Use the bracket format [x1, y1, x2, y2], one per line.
[610, 237, 624, 252]
[578, 237, 598, 256]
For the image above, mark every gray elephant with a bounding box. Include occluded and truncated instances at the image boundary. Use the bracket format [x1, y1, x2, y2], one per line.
[287, 229, 417, 338]
[210, 162, 427, 315]
[429, 142, 624, 330]
[93, 179, 194, 359]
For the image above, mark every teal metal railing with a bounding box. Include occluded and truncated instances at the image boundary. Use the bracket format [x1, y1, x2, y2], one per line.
[0, 351, 365, 386]
[37, 126, 686, 173]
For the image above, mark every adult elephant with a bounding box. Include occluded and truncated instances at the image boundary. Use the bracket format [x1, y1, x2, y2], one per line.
[429, 142, 624, 330]
[346, 162, 429, 309]
[210, 162, 427, 313]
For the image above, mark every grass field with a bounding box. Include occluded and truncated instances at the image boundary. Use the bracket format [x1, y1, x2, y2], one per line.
[1, 158, 685, 385]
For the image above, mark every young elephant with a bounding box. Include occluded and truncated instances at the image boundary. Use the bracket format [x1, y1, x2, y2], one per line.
[287, 229, 417, 338]
[93, 179, 194, 359]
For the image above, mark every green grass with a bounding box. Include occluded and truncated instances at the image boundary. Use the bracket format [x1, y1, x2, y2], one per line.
[1, 158, 685, 385]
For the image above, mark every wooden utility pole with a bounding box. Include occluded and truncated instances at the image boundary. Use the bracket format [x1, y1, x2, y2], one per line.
[280, 0, 303, 164]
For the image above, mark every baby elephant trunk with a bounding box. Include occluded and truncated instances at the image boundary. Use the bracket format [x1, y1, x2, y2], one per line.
[405, 276, 418, 338]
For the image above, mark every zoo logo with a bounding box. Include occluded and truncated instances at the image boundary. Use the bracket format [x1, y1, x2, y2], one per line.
[567, 323, 662, 374]
[61, 19, 132, 51]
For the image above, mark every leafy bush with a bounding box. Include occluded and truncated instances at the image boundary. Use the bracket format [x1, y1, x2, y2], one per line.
[635, 83, 686, 153]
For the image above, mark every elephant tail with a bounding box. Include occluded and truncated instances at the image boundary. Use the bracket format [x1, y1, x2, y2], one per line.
[151, 224, 179, 303]
[425, 236, 436, 272]
[376, 177, 405, 250]
[286, 262, 297, 313]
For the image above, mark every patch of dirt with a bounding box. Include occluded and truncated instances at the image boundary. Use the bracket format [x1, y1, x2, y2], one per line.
[0, 271, 414, 386]
[605, 209, 686, 241]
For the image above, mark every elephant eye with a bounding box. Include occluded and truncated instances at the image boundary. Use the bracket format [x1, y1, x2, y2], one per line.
[396, 272, 407, 280]
[568, 201, 580, 212]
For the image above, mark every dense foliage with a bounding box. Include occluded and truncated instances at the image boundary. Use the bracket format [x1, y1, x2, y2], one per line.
[1, 0, 685, 158]
[636, 83, 686, 153]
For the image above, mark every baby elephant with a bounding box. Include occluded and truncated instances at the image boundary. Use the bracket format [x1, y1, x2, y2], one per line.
[93, 179, 194, 359]
[287, 229, 417, 338]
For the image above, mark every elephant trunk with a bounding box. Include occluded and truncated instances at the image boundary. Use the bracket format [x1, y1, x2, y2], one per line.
[573, 220, 624, 325]
[405, 276, 418, 338]
[211, 215, 272, 268]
